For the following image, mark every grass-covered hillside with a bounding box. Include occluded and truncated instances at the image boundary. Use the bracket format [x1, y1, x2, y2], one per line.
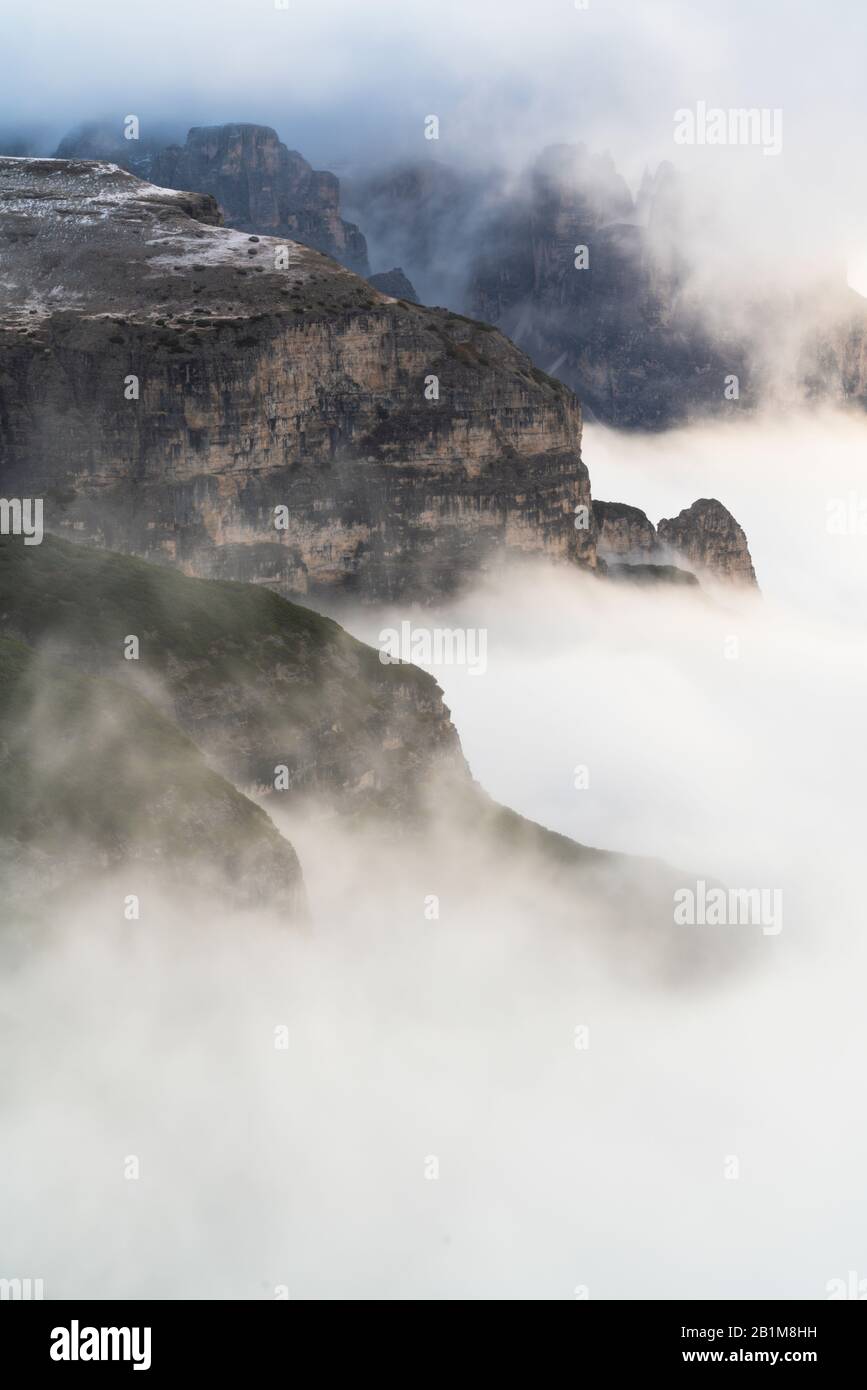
[0, 534, 467, 819]
[0, 634, 304, 918]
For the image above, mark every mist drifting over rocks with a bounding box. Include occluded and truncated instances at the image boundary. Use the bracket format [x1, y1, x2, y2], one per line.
[2, 411, 866, 1298]
[1, 0, 866, 1309]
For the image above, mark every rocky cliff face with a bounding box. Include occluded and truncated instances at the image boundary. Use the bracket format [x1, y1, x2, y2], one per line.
[0, 157, 596, 601]
[149, 124, 371, 275]
[29, 129, 867, 428]
[53, 121, 415, 298]
[592, 501, 660, 561]
[349, 147, 867, 428]
[467, 149, 742, 428]
[594, 496, 757, 587]
[349, 149, 735, 427]
[657, 499, 758, 587]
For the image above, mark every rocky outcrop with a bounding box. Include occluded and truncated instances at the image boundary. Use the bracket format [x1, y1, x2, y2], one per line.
[367, 267, 418, 301]
[349, 146, 867, 428]
[35, 129, 867, 427]
[150, 124, 370, 275]
[467, 148, 737, 429]
[594, 497, 757, 588]
[348, 149, 733, 427]
[657, 499, 758, 587]
[592, 501, 660, 561]
[53, 121, 371, 275]
[0, 157, 596, 601]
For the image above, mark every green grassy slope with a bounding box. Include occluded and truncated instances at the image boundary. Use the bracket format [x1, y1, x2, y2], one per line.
[0, 534, 466, 818]
[0, 633, 304, 916]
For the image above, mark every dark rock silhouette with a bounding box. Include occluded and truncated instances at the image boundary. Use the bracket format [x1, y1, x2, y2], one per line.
[367, 267, 418, 301]
[150, 124, 370, 274]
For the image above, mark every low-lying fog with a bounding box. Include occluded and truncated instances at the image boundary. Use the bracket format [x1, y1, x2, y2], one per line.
[2, 409, 865, 1299]
[346, 409, 866, 890]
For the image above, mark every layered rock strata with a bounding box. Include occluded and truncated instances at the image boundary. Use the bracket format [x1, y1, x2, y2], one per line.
[593, 498, 758, 587]
[0, 158, 596, 602]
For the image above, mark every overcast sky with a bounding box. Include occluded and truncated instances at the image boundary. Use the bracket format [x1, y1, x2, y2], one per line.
[0, 1, 862, 168]
[2, 1, 866, 283]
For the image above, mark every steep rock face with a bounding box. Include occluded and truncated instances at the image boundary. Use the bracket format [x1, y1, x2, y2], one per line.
[40, 133, 867, 427]
[150, 125, 370, 275]
[467, 149, 735, 428]
[349, 150, 732, 427]
[657, 499, 758, 587]
[349, 147, 867, 427]
[594, 497, 758, 587]
[0, 158, 596, 601]
[592, 500, 660, 561]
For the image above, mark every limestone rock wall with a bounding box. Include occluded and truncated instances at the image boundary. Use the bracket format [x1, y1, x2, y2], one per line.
[0, 158, 596, 602]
